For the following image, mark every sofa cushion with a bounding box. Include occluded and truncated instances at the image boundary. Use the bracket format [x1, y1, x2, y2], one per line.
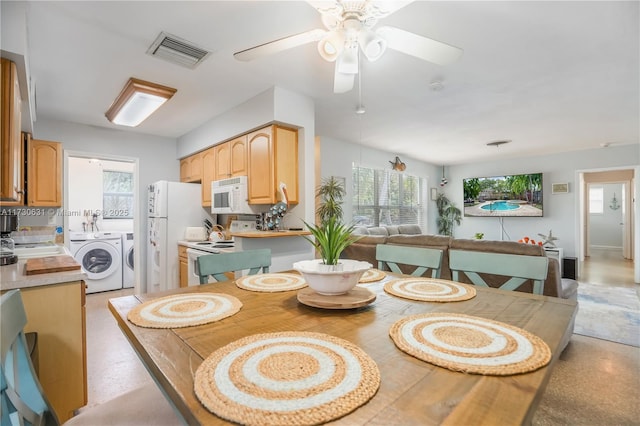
[353, 226, 370, 235]
[385, 225, 400, 235]
[560, 278, 579, 300]
[367, 227, 390, 236]
[398, 224, 422, 235]
[341, 235, 387, 266]
[450, 238, 545, 256]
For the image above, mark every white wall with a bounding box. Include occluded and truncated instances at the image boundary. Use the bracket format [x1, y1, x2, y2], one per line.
[589, 183, 624, 247]
[34, 118, 181, 291]
[177, 86, 317, 230]
[67, 157, 135, 232]
[443, 144, 638, 258]
[319, 137, 442, 234]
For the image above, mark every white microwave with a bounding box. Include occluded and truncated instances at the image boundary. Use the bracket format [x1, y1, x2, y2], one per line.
[211, 176, 253, 214]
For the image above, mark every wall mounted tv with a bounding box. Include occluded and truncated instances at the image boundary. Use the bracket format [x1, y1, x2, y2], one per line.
[463, 173, 543, 217]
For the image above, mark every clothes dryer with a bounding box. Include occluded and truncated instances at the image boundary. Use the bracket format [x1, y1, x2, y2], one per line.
[122, 232, 134, 288]
[70, 232, 122, 294]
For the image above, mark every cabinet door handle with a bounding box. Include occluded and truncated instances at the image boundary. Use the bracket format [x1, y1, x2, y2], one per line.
[15, 187, 24, 194]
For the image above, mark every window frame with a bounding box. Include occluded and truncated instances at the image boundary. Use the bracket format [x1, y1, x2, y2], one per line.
[352, 165, 426, 229]
[102, 170, 134, 219]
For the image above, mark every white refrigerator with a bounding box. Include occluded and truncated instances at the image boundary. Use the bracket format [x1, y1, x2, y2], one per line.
[147, 181, 208, 293]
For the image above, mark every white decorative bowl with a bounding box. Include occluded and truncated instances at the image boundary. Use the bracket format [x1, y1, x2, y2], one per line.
[293, 259, 372, 296]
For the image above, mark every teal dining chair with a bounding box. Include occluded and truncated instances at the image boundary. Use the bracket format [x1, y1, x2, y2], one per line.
[449, 249, 549, 295]
[376, 244, 444, 278]
[197, 249, 272, 283]
[1, 289, 182, 426]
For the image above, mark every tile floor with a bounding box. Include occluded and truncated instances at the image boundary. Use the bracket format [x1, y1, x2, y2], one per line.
[83, 250, 639, 423]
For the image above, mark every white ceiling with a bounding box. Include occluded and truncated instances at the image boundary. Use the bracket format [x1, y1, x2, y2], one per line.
[12, 1, 640, 165]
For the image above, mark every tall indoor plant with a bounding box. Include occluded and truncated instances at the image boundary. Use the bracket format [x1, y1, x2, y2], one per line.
[304, 176, 359, 266]
[295, 177, 370, 295]
[436, 192, 462, 237]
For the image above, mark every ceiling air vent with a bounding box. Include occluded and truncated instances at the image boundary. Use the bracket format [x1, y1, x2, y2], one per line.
[147, 32, 211, 69]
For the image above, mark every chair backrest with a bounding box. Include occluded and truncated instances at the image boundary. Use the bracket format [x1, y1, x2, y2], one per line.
[1, 289, 59, 426]
[376, 244, 444, 278]
[197, 249, 272, 284]
[449, 250, 549, 295]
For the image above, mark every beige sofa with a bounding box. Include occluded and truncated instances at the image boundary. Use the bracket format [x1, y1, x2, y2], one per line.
[345, 225, 578, 300]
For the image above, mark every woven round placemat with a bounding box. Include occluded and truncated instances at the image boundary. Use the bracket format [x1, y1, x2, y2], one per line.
[389, 313, 551, 376]
[127, 293, 242, 329]
[235, 273, 308, 292]
[359, 268, 386, 283]
[194, 331, 380, 425]
[384, 278, 476, 302]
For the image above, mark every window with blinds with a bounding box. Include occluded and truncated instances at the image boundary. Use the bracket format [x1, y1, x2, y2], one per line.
[352, 165, 427, 229]
[103, 170, 134, 219]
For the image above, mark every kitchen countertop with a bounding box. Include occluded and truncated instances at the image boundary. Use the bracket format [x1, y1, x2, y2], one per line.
[231, 230, 311, 238]
[0, 258, 87, 291]
[178, 241, 235, 253]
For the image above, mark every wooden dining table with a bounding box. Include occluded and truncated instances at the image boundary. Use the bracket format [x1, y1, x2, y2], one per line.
[108, 273, 577, 425]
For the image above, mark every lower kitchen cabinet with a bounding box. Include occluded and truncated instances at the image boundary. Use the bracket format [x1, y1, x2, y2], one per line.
[178, 244, 188, 287]
[11, 280, 87, 422]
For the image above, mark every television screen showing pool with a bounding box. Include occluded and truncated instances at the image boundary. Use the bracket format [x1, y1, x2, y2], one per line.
[463, 173, 543, 217]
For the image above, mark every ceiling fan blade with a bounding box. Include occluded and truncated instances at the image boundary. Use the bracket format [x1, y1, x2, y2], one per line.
[334, 67, 355, 93]
[234, 29, 325, 61]
[377, 26, 463, 65]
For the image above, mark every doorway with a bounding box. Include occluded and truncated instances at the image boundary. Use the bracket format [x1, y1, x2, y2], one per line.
[578, 167, 637, 284]
[64, 151, 140, 291]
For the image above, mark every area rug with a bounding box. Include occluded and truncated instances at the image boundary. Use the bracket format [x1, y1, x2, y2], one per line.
[574, 281, 640, 347]
[389, 313, 551, 376]
[194, 331, 380, 425]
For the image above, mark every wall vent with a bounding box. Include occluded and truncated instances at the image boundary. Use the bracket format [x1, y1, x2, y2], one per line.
[147, 32, 211, 69]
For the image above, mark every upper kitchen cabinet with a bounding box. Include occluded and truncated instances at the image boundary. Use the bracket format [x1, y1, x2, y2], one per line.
[247, 125, 298, 205]
[27, 138, 62, 206]
[1, 58, 24, 204]
[201, 147, 215, 207]
[179, 152, 203, 183]
[214, 136, 247, 181]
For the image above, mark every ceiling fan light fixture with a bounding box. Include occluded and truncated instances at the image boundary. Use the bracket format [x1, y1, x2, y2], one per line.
[318, 31, 345, 62]
[359, 30, 387, 61]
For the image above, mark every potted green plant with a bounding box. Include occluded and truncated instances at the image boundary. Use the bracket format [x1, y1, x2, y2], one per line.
[436, 192, 462, 237]
[294, 177, 370, 295]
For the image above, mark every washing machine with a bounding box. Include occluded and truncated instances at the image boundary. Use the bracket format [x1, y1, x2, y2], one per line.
[70, 232, 123, 294]
[122, 232, 134, 288]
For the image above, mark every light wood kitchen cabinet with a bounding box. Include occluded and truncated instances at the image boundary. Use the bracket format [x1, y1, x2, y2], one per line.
[11, 280, 87, 422]
[247, 125, 298, 205]
[201, 147, 215, 207]
[1, 58, 24, 204]
[27, 138, 62, 206]
[178, 244, 189, 287]
[213, 135, 247, 181]
[180, 152, 203, 183]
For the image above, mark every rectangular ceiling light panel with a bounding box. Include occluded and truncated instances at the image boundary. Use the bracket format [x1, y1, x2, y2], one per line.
[105, 78, 177, 127]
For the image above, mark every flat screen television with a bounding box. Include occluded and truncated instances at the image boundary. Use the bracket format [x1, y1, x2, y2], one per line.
[463, 173, 543, 217]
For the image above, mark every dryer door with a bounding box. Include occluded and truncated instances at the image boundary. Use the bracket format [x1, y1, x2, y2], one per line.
[75, 241, 122, 280]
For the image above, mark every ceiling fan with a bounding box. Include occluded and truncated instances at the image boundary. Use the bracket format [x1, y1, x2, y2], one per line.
[234, 0, 463, 94]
